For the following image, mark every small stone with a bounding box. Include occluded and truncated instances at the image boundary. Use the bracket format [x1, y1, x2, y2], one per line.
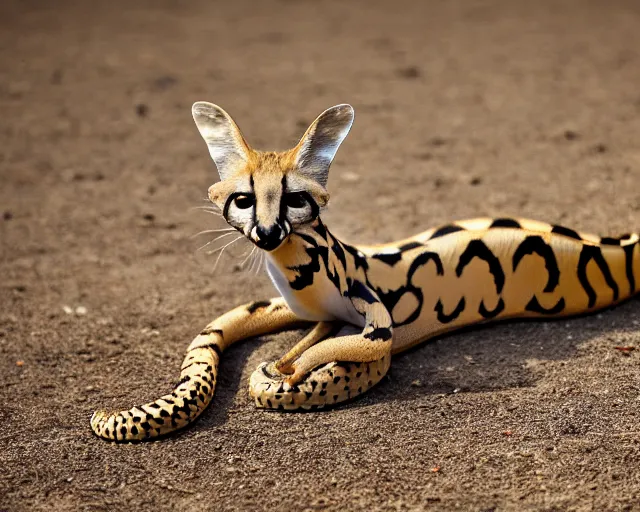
[397, 66, 421, 79]
[16, 360, 24, 367]
[75, 306, 88, 316]
[63, 305, 74, 315]
[66, 477, 74, 483]
[470, 177, 482, 186]
[341, 172, 360, 183]
[410, 379, 423, 387]
[136, 104, 149, 117]
[153, 75, 178, 90]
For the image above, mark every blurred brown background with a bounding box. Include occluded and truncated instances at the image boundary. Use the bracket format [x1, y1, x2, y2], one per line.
[1, 0, 639, 510]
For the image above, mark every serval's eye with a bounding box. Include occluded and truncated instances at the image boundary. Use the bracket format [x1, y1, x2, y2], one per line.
[285, 192, 307, 209]
[234, 195, 255, 209]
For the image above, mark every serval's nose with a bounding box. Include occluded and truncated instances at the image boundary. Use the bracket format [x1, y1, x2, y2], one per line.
[254, 224, 283, 251]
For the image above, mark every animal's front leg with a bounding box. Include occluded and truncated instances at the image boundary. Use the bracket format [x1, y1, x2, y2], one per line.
[275, 321, 338, 374]
[249, 287, 393, 410]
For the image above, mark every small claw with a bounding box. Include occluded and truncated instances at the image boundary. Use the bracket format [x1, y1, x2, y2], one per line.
[274, 360, 295, 375]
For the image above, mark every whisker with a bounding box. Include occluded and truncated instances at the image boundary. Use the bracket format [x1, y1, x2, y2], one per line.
[197, 232, 236, 253]
[211, 236, 243, 271]
[250, 249, 260, 273]
[251, 250, 264, 275]
[255, 252, 266, 275]
[248, 252, 257, 274]
[190, 206, 223, 217]
[206, 235, 243, 256]
[240, 246, 257, 269]
[191, 228, 235, 239]
[190, 205, 221, 212]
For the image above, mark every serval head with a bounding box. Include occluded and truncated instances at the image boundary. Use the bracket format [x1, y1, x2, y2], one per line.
[192, 102, 354, 252]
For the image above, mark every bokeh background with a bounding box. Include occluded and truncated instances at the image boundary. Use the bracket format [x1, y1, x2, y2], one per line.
[1, 0, 639, 510]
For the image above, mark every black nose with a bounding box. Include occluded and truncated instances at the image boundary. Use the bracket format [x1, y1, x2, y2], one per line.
[255, 224, 283, 251]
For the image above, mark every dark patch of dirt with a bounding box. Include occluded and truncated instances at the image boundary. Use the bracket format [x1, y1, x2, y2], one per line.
[1, 0, 640, 510]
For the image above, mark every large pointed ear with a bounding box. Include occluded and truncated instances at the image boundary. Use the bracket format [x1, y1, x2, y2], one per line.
[294, 104, 354, 187]
[192, 102, 252, 181]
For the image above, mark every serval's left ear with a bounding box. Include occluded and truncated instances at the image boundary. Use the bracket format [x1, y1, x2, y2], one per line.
[293, 104, 354, 187]
[192, 102, 252, 181]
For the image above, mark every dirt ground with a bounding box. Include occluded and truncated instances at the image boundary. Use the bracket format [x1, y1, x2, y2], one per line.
[1, 0, 640, 510]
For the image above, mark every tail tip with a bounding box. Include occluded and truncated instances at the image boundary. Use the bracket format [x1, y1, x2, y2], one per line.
[90, 410, 110, 436]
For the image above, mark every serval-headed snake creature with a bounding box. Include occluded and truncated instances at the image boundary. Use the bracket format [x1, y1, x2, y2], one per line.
[91, 103, 639, 442]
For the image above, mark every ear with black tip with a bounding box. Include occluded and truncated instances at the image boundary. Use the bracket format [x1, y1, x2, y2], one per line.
[192, 102, 252, 181]
[294, 104, 354, 187]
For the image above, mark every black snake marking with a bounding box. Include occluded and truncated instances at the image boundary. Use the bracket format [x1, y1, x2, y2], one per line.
[512, 236, 560, 293]
[511, 235, 565, 315]
[455, 239, 505, 318]
[577, 245, 619, 308]
[624, 243, 636, 294]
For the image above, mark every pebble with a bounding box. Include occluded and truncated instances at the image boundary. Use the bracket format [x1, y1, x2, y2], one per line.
[136, 104, 149, 117]
[341, 172, 360, 183]
[75, 306, 88, 316]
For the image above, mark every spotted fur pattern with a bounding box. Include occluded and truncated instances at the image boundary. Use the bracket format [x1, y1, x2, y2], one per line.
[90, 102, 639, 442]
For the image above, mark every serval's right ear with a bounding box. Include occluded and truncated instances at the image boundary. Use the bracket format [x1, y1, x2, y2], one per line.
[293, 104, 354, 188]
[192, 102, 252, 181]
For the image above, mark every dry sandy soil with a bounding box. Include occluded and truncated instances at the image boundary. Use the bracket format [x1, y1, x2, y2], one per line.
[1, 0, 640, 510]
